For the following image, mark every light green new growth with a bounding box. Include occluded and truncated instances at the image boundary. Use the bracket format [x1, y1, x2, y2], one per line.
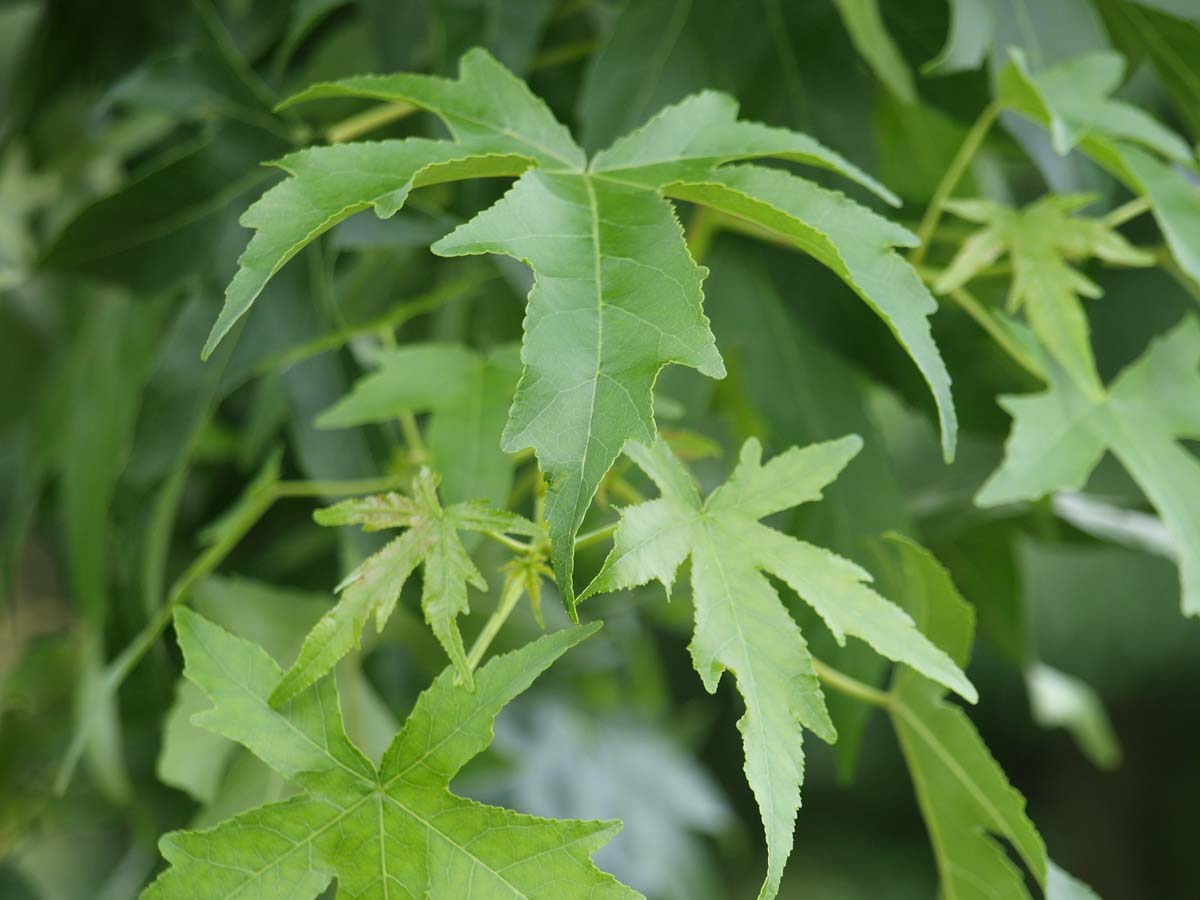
[143, 609, 640, 900]
[207, 48, 958, 613]
[580, 438, 975, 900]
[271, 468, 538, 704]
[936, 194, 1153, 392]
[978, 316, 1200, 617]
[998, 50, 1200, 284]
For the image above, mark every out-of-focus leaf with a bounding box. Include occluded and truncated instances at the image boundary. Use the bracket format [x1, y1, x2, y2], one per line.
[583, 438, 973, 900]
[1027, 663, 1122, 770]
[831, 0, 915, 103]
[143, 610, 637, 900]
[979, 316, 1200, 616]
[936, 193, 1154, 390]
[881, 535, 1052, 900]
[999, 50, 1200, 284]
[317, 343, 520, 508]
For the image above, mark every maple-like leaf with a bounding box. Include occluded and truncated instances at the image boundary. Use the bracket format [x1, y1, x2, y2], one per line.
[580, 437, 975, 900]
[271, 468, 538, 704]
[998, 50, 1200, 283]
[878, 534, 1102, 900]
[142, 608, 639, 900]
[936, 194, 1153, 390]
[316, 342, 521, 508]
[208, 49, 957, 612]
[978, 315, 1200, 617]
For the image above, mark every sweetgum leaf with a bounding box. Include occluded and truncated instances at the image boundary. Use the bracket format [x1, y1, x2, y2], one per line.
[979, 316, 1200, 617]
[271, 468, 539, 703]
[581, 438, 974, 900]
[142, 609, 638, 900]
[936, 194, 1153, 391]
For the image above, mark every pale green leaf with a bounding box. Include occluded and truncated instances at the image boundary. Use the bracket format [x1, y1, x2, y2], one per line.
[924, 0, 993, 74]
[936, 194, 1153, 391]
[663, 164, 958, 460]
[143, 609, 638, 900]
[978, 316, 1200, 616]
[882, 535, 1050, 900]
[581, 438, 974, 900]
[272, 469, 538, 702]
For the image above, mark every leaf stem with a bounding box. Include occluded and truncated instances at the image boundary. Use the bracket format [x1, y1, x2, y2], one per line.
[326, 102, 416, 144]
[944, 285, 1044, 380]
[911, 101, 1000, 264]
[812, 657, 892, 709]
[466, 574, 526, 671]
[482, 531, 533, 554]
[574, 522, 618, 551]
[274, 471, 412, 498]
[1103, 196, 1151, 228]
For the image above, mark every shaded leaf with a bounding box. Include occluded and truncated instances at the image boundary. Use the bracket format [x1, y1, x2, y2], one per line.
[979, 316, 1200, 616]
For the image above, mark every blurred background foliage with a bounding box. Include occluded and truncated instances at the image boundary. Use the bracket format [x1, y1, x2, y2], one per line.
[2, 0, 1199, 896]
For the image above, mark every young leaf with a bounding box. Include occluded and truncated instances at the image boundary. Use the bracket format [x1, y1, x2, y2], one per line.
[317, 342, 521, 507]
[271, 468, 538, 703]
[881, 535, 1050, 899]
[143, 609, 639, 900]
[581, 438, 975, 900]
[978, 316, 1200, 617]
[936, 194, 1153, 391]
[998, 50, 1200, 283]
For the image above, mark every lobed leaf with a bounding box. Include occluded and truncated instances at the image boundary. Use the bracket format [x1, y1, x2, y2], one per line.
[143, 609, 638, 900]
[979, 316, 1200, 616]
[273, 469, 538, 702]
[581, 438, 974, 899]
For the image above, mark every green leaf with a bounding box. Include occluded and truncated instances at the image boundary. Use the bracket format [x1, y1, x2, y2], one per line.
[978, 316, 1200, 616]
[998, 50, 1200, 283]
[220, 48, 951, 614]
[936, 194, 1153, 391]
[663, 164, 958, 461]
[317, 342, 520, 507]
[143, 609, 638, 900]
[582, 438, 974, 900]
[433, 170, 726, 613]
[831, 0, 916, 103]
[882, 535, 1050, 900]
[272, 468, 537, 703]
